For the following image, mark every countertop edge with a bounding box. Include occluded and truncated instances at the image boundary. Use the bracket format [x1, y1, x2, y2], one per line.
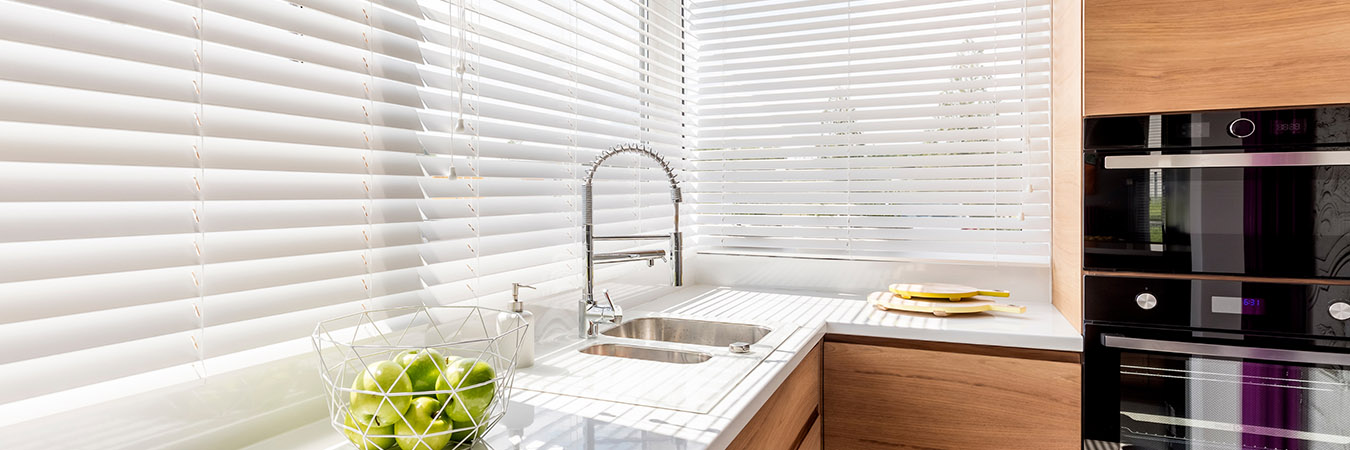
[703, 323, 827, 450]
[824, 320, 1085, 353]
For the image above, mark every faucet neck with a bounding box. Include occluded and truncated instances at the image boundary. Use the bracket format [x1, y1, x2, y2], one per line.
[581, 143, 682, 204]
[580, 143, 681, 338]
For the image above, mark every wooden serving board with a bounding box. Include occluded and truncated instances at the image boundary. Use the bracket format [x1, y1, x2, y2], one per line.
[889, 283, 1010, 301]
[869, 291, 1026, 317]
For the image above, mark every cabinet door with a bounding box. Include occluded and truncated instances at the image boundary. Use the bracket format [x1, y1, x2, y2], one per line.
[822, 339, 1080, 450]
[728, 341, 822, 450]
[1085, 0, 1350, 116]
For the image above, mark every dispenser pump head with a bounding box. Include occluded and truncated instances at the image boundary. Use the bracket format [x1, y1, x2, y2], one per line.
[510, 283, 536, 312]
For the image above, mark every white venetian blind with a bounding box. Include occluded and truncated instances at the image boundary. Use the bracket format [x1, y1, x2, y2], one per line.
[0, 0, 436, 417]
[414, 0, 692, 303]
[0, 0, 691, 429]
[689, 0, 1050, 264]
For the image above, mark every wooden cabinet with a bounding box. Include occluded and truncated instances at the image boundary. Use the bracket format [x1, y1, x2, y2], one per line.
[727, 341, 822, 450]
[797, 416, 821, 450]
[1084, 0, 1350, 116]
[821, 336, 1081, 450]
[1050, 0, 1083, 333]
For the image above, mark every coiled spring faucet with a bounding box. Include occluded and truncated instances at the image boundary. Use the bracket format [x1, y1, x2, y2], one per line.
[580, 143, 683, 338]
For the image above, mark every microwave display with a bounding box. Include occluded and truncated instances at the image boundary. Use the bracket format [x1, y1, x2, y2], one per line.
[1178, 122, 1209, 139]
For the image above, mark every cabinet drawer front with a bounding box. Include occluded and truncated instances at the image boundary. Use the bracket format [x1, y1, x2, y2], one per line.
[822, 341, 1080, 450]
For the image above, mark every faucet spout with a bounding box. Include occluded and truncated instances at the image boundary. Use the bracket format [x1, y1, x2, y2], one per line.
[580, 143, 683, 338]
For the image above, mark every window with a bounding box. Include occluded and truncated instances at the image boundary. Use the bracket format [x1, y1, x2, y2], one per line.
[0, 0, 430, 424]
[689, 0, 1051, 265]
[0, 0, 689, 444]
[0, 0, 1051, 444]
[419, 0, 692, 305]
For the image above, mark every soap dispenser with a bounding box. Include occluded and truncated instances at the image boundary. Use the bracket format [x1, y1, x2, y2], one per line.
[498, 283, 536, 368]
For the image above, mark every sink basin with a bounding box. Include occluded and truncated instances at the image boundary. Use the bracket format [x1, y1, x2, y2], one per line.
[515, 313, 795, 413]
[602, 317, 772, 347]
[579, 343, 711, 364]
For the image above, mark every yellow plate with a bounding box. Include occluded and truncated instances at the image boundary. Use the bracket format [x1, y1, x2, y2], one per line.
[889, 282, 1011, 301]
[869, 292, 1026, 317]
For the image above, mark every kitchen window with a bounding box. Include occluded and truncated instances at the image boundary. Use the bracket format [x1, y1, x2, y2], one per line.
[690, 0, 1052, 265]
[0, 0, 689, 446]
[419, 0, 693, 305]
[0, 0, 1052, 446]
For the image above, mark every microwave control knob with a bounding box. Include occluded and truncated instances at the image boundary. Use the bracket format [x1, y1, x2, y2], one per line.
[1135, 293, 1158, 310]
[1330, 302, 1350, 321]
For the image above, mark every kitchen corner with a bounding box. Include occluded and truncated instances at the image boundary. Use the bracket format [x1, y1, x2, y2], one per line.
[252, 285, 1080, 450]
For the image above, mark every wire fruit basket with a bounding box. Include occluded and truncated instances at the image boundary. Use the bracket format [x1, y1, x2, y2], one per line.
[313, 306, 525, 450]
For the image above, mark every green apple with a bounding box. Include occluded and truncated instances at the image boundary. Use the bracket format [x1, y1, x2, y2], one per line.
[448, 413, 488, 443]
[436, 358, 496, 423]
[395, 348, 446, 393]
[436, 355, 460, 399]
[394, 397, 452, 450]
[350, 360, 414, 427]
[343, 410, 396, 450]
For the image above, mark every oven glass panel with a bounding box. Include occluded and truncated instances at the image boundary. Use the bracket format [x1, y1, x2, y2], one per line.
[1117, 351, 1350, 449]
[1082, 153, 1350, 280]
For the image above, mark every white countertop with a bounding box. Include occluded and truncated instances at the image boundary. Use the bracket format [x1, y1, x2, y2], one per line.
[253, 285, 1080, 450]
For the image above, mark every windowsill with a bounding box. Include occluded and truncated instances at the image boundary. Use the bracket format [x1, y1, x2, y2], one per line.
[694, 248, 1050, 267]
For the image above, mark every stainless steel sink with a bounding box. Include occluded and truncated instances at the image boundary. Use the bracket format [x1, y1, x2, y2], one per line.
[602, 317, 772, 347]
[579, 343, 711, 364]
[516, 313, 796, 413]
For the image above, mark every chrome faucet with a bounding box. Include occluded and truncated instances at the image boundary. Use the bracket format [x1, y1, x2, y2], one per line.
[583, 289, 622, 338]
[580, 143, 683, 338]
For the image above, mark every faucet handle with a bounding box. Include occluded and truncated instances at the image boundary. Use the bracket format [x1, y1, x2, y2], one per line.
[605, 292, 624, 323]
[586, 289, 623, 324]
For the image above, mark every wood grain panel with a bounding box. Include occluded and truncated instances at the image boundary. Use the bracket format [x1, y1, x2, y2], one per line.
[822, 342, 1080, 450]
[1051, 0, 1084, 333]
[797, 413, 821, 450]
[1085, 0, 1350, 116]
[728, 341, 822, 450]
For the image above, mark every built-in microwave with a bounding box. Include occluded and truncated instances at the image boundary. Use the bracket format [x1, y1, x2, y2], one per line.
[1083, 106, 1350, 281]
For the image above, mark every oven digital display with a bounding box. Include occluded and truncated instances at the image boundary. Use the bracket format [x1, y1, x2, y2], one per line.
[1212, 296, 1266, 315]
[1272, 119, 1308, 135]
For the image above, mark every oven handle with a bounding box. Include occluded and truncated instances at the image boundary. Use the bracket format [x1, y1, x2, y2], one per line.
[1103, 150, 1350, 169]
[1103, 335, 1350, 366]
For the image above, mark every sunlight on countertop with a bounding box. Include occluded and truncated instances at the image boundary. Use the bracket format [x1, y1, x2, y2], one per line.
[252, 284, 1080, 450]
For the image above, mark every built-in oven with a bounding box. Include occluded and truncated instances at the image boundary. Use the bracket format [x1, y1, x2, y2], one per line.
[1082, 106, 1350, 450]
[1083, 275, 1350, 449]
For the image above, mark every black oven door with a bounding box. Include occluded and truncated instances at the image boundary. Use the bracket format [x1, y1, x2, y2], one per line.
[1082, 146, 1350, 280]
[1084, 324, 1350, 449]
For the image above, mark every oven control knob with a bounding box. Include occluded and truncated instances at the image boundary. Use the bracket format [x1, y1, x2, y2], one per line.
[1330, 302, 1350, 321]
[1135, 293, 1158, 310]
[1228, 118, 1256, 138]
